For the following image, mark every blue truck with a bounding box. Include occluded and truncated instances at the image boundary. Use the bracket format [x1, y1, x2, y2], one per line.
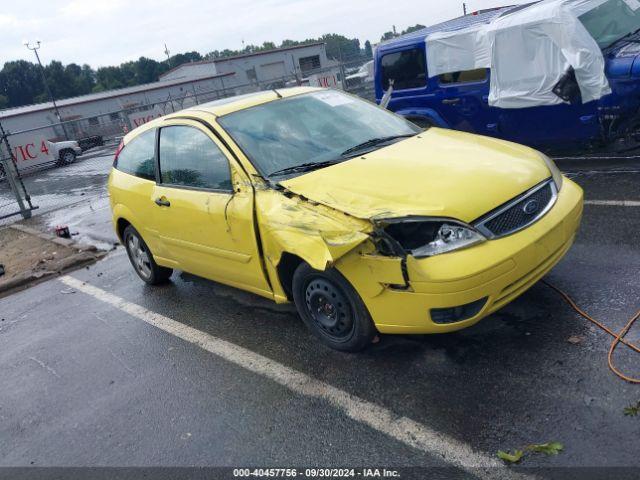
[374, 1, 640, 152]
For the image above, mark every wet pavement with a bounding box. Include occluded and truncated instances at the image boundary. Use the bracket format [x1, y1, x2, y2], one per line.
[0, 154, 639, 477]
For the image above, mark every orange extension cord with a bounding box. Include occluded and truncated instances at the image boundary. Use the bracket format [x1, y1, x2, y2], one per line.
[543, 280, 640, 384]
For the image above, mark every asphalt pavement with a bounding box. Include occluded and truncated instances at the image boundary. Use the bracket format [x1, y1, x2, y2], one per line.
[0, 153, 639, 479]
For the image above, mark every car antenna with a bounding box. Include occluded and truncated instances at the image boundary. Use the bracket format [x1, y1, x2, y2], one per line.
[273, 89, 283, 99]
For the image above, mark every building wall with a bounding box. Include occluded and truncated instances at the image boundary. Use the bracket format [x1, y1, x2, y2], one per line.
[1, 75, 231, 170]
[161, 44, 329, 85]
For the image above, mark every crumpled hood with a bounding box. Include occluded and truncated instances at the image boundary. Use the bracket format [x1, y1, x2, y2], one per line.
[280, 128, 551, 223]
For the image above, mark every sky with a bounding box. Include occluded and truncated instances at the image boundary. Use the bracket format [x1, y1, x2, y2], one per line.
[2, 0, 531, 68]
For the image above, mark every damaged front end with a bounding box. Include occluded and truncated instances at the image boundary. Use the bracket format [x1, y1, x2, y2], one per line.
[254, 186, 417, 302]
[256, 182, 491, 304]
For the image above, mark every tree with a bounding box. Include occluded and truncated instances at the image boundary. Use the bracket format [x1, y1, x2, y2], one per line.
[364, 40, 373, 59]
[0, 60, 43, 107]
[401, 24, 426, 35]
[0, 95, 8, 109]
[380, 31, 396, 42]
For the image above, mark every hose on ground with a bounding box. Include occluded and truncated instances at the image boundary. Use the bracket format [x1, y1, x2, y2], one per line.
[543, 280, 640, 384]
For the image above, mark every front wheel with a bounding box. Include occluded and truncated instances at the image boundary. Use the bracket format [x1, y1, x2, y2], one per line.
[292, 263, 377, 352]
[123, 225, 173, 285]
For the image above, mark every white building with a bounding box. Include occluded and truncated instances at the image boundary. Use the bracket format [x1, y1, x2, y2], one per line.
[0, 72, 234, 170]
[0, 42, 334, 172]
[160, 43, 331, 85]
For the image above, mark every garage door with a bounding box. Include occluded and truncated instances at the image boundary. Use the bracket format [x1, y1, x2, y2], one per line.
[260, 61, 287, 81]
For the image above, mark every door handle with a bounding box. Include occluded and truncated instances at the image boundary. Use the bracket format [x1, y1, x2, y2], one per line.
[154, 197, 171, 207]
[442, 98, 461, 105]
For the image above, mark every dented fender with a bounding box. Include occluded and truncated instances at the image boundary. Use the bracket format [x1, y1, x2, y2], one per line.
[255, 189, 372, 272]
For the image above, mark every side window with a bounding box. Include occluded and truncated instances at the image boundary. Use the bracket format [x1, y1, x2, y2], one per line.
[439, 69, 488, 85]
[381, 48, 427, 90]
[116, 129, 156, 181]
[159, 126, 232, 191]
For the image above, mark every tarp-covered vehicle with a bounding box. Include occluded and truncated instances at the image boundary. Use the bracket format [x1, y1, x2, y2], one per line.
[375, 0, 640, 151]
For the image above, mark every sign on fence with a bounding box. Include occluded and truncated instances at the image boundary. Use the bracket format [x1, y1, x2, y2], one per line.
[309, 70, 343, 89]
[127, 107, 164, 129]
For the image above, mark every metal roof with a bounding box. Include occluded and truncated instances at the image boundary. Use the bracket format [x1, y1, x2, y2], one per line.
[0, 71, 235, 119]
[159, 42, 326, 80]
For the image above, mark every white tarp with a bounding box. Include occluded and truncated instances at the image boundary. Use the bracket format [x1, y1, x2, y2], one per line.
[426, 0, 615, 108]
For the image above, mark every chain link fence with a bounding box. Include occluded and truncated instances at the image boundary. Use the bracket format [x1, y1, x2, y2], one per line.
[0, 122, 37, 223]
[0, 58, 374, 224]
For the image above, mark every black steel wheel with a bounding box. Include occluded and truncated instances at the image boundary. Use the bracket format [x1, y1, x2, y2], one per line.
[292, 263, 377, 352]
[123, 225, 173, 285]
[58, 149, 77, 166]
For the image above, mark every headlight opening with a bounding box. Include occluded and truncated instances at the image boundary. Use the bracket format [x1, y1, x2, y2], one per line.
[379, 218, 486, 258]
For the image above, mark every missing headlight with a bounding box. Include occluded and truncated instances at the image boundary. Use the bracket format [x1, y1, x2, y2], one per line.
[378, 218, 486, 258]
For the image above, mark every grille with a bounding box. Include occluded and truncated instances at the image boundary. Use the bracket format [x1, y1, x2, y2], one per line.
[477, 181, 555, 238]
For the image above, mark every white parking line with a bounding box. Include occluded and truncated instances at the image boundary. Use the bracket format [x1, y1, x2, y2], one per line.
[59, 275, 533, 478]
[584, 200, 640, 207]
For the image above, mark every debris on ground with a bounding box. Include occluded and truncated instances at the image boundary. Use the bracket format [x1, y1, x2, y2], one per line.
[498, 442, 564, 464]
[624, 401, 640, 417]
[0, 226, 105, 297]
[54, 225, 71, 239]
[567, 335, 585, 345]
[497, 450, 524, 463]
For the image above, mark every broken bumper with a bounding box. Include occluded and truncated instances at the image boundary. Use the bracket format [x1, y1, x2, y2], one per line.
[337, 178, 583, 334]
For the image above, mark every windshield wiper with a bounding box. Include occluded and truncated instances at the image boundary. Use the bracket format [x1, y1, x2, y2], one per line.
[268, 160, 339, 178]
[340, 134, 415, 158]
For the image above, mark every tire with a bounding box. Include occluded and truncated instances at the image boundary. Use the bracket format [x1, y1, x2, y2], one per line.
[123, 225, 173, 285]
[292, 263, 377, 352]
[58, 149, 77, 166]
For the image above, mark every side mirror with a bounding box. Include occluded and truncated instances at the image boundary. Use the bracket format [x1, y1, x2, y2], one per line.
[553, 67, 582, 105]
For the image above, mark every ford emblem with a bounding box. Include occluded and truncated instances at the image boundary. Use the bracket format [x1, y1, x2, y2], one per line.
[523, 199, 540, 215]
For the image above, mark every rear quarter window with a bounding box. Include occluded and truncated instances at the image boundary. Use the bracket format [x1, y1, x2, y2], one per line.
[115, 129, 156, 181]
[381, 48, 427, 90]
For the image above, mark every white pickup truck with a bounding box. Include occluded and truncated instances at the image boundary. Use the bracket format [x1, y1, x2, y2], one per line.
[0, 139, 82, 181]
[47, 140, 83, 166]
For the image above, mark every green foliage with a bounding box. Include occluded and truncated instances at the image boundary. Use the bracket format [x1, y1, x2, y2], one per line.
[497, 450, 524, 463]
[402, 24, 426, 35]
[528, 442, 564, 455]
[497, 442, 564, 464]
[364, 41, 373, 59]
[624, 401, 640, 416]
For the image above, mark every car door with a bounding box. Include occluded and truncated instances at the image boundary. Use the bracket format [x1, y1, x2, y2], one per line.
[432, 68, 501, 136]
[151, 120, 271, 295]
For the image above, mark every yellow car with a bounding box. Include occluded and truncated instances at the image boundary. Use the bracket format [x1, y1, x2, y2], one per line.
[108, 87, 583, 351]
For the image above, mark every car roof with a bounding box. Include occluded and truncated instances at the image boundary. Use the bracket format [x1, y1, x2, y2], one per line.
[169, 86, 321, 118]
[377, 4, 534, 51]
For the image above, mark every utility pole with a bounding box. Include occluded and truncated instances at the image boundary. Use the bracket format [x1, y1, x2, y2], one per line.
[463, 3, 467, 15]
[24, 40, 69, 140]
[164, 43, 171, 64]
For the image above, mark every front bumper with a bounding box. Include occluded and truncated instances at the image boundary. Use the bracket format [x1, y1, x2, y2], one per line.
[336, 178, 583, 334]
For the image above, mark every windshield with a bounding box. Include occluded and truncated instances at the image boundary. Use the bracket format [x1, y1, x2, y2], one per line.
[579, 0, 640, 49]
[218, 90, 420, 177]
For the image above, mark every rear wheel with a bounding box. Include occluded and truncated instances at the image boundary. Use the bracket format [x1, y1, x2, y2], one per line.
[123, 225, 172, 285]
[58, 149, 77, 166]
[292, 263, 377, 352]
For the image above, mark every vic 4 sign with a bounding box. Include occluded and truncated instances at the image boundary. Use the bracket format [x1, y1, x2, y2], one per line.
[128, 107, 164, 129]
[11, 140, 52, 162]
